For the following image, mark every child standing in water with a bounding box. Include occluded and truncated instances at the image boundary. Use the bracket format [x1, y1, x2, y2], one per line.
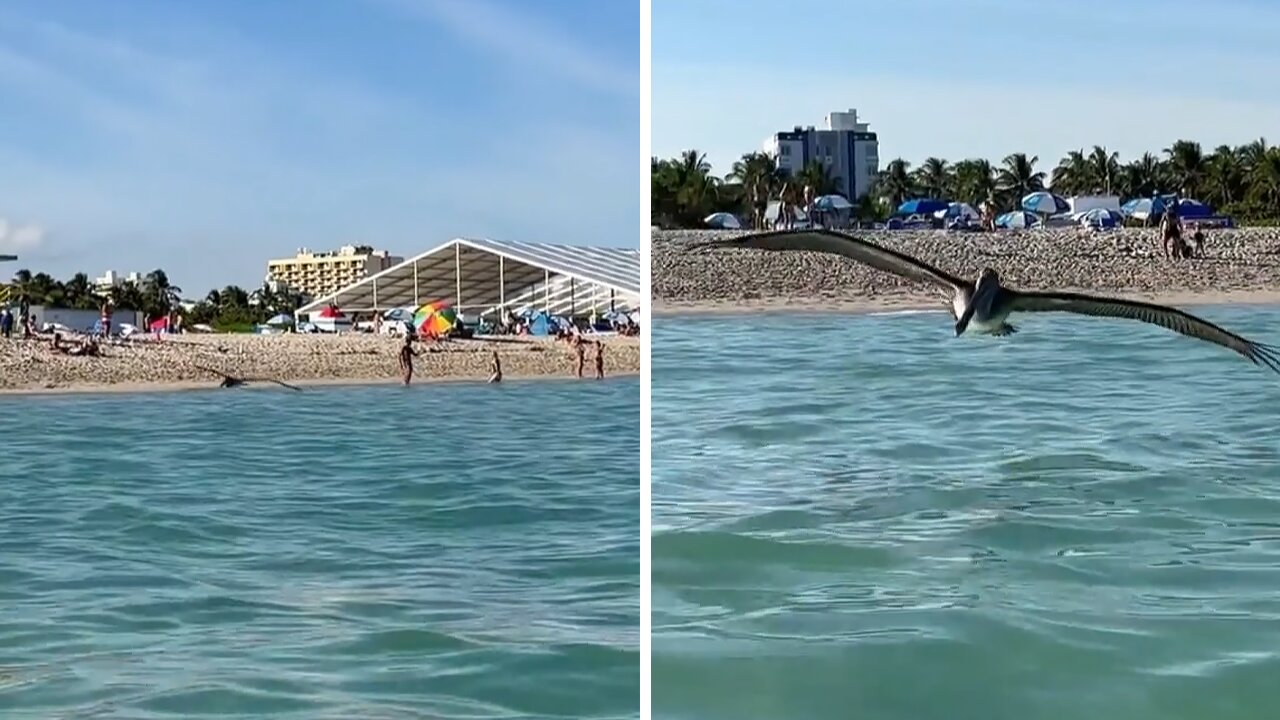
[594, 341, 605, 380]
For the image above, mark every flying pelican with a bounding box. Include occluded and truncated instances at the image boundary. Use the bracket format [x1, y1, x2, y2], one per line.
[194, 365, 304, 391]
[695, 228, 1280, 374]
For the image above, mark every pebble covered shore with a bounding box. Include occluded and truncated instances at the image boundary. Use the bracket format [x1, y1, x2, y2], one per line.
[0, 333, 640, 393]
[653, 227, 1280, 310]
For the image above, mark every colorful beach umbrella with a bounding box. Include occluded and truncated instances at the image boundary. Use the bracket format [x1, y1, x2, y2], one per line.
[414, 301, 458, 336]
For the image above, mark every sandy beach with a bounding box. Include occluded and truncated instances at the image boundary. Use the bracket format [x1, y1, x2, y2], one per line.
[653, 227, 1280, 315]
[0, 333, 640, 395]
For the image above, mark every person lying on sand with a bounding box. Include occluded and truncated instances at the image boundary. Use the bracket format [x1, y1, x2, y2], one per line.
[193, 364, 302, 391]
[488, 350, 502, 384]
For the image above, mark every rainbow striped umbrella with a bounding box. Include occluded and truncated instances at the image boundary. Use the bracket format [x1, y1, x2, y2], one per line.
[414, 302, 458, 336]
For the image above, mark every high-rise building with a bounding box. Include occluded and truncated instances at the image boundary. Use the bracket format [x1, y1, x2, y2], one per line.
[762, 108, 880, 199]
[266, 245, 403, 301]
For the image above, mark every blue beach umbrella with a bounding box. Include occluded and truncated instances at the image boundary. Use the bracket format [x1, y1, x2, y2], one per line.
[266, 313, 293, 325]
[814, 194, 854, 211]
[1020, 191, 1070, 216]
[995, 210, 1039, 229]
[896, 198, 949, 216]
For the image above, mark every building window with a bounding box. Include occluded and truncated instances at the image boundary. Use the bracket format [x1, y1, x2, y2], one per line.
[780, 145, 791, 156]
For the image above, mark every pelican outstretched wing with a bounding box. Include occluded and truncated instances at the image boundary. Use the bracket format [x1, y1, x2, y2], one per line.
[194, 364, 304, 391]
[1005, 290, 1280, 373]
[694, 229, 967, 293]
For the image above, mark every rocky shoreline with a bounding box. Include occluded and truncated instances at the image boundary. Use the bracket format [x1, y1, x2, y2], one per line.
[652, 227, 1280, 313]
[0, 333, 640, 394]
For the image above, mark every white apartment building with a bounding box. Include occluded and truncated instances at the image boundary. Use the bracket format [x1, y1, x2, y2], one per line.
[762, 108, 880, 199]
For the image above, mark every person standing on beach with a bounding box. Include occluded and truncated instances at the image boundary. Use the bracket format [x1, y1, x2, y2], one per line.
[594, 341, 605, 380]
[398, 334, 419, 385]
[488, 350, 502, 383]
[1160, 201, 1183, 259]
[0, 308, 12, 339]
[574, 336, 586, 378]
[99, 300, 113, 338]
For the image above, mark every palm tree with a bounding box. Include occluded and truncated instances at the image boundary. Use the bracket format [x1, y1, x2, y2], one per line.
[1051, 149, 1088, 195]
[996, 153, 1046, 205]
[952, 158, 997, 207]
[913, 157, 951, 200]
[142, 269, 182, 317]
[874, 159, 916, 208]
[797, 161, 843, 196]
[1164, 140, 1206, 197]
[1087, 146, 1120, 195]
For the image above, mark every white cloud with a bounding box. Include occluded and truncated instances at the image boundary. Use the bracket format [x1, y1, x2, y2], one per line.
[376, 0, 635, 97]
[0, 217, 46, 253]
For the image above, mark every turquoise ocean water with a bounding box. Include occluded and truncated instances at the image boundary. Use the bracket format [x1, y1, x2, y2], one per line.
[653, 306, 1280, 720]
[0, 378, 639, 719]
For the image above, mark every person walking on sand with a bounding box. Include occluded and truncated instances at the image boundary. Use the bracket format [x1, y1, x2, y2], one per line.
[488, 350, 502, 383]
[398, 334, 419, 385]
[594, 341, 605, 380]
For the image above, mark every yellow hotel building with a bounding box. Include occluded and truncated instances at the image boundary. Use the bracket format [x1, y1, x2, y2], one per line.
[266, 245, 403, 300]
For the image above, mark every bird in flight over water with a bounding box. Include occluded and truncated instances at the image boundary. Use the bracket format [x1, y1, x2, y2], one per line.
[695, 228, 1280, 374]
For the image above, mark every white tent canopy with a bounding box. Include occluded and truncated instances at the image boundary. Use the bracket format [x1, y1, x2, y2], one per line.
[296, 237, 641, 320]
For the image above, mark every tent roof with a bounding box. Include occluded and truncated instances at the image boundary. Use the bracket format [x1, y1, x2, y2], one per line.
[296, 237, 640, 316]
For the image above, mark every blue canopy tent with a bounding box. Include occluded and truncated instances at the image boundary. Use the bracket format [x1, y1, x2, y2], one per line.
[527, 310, 552, 336]
[1176, 198, 1214, 218]
[895, 199, 948, 216]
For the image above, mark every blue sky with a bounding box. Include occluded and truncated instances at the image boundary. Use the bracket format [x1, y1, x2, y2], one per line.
[0, 0, 638, 294]
[654, 0, 1280, 179]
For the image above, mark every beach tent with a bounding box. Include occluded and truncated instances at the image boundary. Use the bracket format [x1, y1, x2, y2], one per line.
[1119, 195, 1180, 221]
[703, 212, 741, 229]
[148, 317, 170, 333]
[895, 198, 948, 216]
[1177, 198, 1214, 218]
[933, 202, 980, 221]
[527, 310, 553, 336]
[995, 210, 1039, 229]
[311, 305, 351, 333]
[266, 313, 293, 326]
[1076, 207, 1122, 228]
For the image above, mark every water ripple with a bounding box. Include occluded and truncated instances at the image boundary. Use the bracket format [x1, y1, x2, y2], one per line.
[0, 378, 639, 719]
[653, 306, 1280, 720]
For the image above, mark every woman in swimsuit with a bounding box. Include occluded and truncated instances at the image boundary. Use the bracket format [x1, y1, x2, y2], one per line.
[488, 350, 502, 383]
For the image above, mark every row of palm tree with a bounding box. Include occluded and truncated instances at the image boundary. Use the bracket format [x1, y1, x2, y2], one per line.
[6, 268, 307, 328]
[651, 138, 1280, 228]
